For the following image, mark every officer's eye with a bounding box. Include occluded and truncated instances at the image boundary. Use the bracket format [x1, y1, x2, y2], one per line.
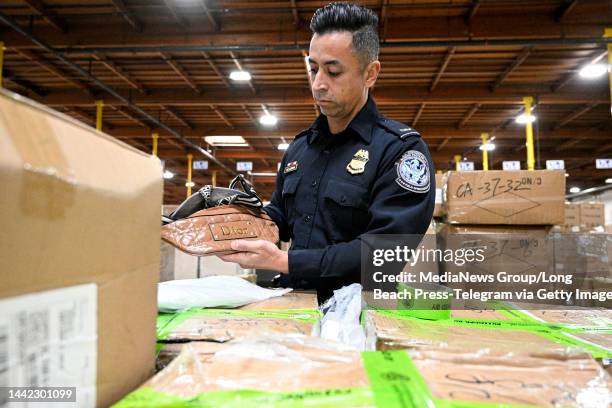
[309, 68, 318, 75]
[328, 71, 341, 77]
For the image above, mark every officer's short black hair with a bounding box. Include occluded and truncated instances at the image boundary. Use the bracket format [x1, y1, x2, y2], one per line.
[310, 2, 379, 68]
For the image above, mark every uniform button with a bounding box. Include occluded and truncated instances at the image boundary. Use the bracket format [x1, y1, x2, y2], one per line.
[311, 180, 317, 187]
[304, 215, 312, 223]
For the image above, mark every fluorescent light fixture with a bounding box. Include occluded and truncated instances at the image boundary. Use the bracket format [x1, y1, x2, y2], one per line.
[259, 114, 278, 126]
[250, 172, 277, 177]
[277, 143, 289, 150]
[479, 143, 496, 151]
[565, 173, 569, 177]
[606, 178, 612, 184]
[163, 170, 174, 179]
[204, 135, 249, 147]
[185, 181, 195, 188]
[582, 187, 596, 194]
[569, 186, 581, 194]
[515, 114, 536, 124]
[229, 70, 252, 81]
[578, 63, 608, 79]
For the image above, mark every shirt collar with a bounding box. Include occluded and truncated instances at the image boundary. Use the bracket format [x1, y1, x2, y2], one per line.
[307, 95, 379, 145]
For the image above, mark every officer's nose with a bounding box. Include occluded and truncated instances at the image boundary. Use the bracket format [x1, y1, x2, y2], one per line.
[312, 71, 328, 93]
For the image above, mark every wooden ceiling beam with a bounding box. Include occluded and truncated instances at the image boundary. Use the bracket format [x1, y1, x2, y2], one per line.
[109, 0, 141, 31]
[202, 51, 230, 88]
[162, 0, 189, 27]
[551, 49, 607, 92]
[36, 87, 608, 107]
[2, 68, 47, 96]
[93, 53, 146, 93]
[555, 0, 579, 22]
[111, 105, 149, 128]
[436, 136, 451, 152]
[289, 0, 300, 27]
[22, 0, 66, 32]
[465, 0, 481, 24]
[457, 103, 481, 128]
[554, 103, 598, 130]
[160, 52, 201, 94]
[490, 46, 532, 91]
[209, 104, 235, 129]
[198, 0, 220, 31]
[412, 103, 426, 127]
[160, 105, 193, 129]
[430, 47, 456, 92]
[14, 49, 91, 93]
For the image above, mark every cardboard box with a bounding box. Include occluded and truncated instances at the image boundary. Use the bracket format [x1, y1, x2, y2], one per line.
[580, 202, 605, 228]
[444, 170, 565, 225]
[0, 89, 163, 407]
[433, 172, 446, 218]
[437, 224, 554, 296]
[126, 333, 612, 408]
[563, 202, 605, 230]
[239, 291, 318, 310]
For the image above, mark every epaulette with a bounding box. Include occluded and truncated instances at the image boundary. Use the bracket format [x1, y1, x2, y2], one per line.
[378, 118, 421, 140]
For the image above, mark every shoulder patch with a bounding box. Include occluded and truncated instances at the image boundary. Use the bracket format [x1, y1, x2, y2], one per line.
[378, 118, 421, 140]
[396, 150, 430, 193]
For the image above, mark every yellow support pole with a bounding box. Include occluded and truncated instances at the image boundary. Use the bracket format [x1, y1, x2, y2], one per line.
[95, 100, 104, 131]
[0, 42, 5, 88]
[151, 133, 159, 157]
[523, 96, 535, 171]
[186, 153, 193, 197]
[212, 170, 217, 187]
[454, 155, 462, 171]
[481, 133, 489, 171]
[605, 29, 611, 117]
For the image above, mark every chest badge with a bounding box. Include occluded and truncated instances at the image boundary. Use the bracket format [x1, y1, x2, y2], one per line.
[284, 161, 298, 174]
[346, 149, 369, 175]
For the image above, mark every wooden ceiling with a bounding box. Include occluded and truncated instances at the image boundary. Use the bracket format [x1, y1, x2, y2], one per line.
[0, 0, 611, 203]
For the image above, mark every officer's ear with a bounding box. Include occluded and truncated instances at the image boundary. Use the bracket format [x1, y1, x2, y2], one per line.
[363, 60, 381, 89]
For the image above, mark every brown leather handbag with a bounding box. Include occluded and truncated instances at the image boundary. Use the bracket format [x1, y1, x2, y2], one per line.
[161, 175, 279, 256]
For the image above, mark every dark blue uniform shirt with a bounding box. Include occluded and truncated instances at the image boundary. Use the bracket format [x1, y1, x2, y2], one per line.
[264, 96, 435, 302]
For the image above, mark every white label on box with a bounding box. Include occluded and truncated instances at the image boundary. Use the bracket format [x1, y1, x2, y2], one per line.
[435, 188, 443, 204]
[546, 160, 565, 170]
[236, 161, 253, 172]
[595, 159, 612, 169]
[0, 284, 97, 408]
[458, 161, 474, 171]
[502, 161, 521, 171]
[192, 160, 209, 170]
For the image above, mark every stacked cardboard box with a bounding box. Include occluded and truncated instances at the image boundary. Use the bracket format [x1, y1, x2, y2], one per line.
[562, 202, 606, 231]
[0, 89, 163, 407]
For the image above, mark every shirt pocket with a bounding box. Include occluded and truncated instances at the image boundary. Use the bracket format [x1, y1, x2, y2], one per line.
[322, 179, 369, 242]
[282, 174, 301, 227]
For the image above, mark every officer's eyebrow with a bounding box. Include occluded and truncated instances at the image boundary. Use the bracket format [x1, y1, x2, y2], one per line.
[308, 57, 341, 67]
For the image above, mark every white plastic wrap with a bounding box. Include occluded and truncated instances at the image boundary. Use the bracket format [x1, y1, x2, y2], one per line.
[157, 275, 292, 312]
[318, 283, 367, 350]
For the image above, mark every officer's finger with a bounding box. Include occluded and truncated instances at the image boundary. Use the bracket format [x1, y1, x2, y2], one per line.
[231, 239, 265, 252]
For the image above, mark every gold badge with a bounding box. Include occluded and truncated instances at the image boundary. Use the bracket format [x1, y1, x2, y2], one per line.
[284, 161, 298, 174]
[346, 149, 369, 175]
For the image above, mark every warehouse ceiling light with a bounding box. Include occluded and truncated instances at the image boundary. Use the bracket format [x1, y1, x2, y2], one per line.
[578, 63, 608, 79]
[479, 142, 496, 151]
[259, 105, 278, 127]
[204, 135, 249, 147]
[185, 181, 195, 188]
[606, 178, 612, 184]
[569, 186, 581, 193]
[229, 70, 252, 81]
[163, 170, 174, 179]
[250, 172, 277, 177]
[515, 113, 536, 124]
[277, 143, 289, 150]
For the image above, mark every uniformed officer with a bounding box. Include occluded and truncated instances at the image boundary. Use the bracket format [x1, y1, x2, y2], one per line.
[219, 2, 435, 303]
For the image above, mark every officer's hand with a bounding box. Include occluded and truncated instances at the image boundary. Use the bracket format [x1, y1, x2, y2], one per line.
[218, 240, 289, 274]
